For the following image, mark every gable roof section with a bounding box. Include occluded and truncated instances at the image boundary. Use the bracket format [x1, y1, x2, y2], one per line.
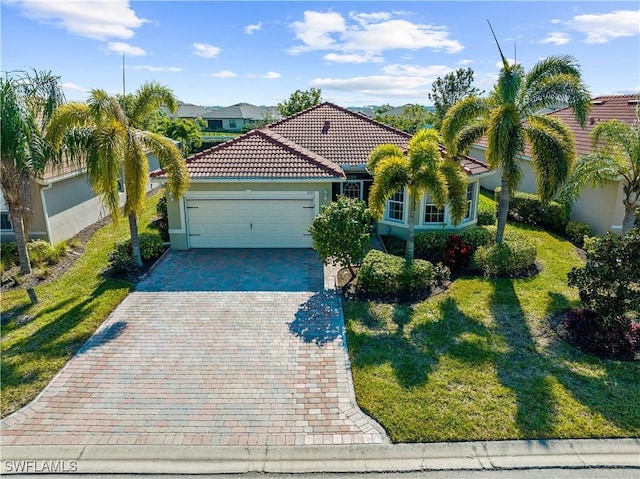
[474, 94, 639, 158]
[202, 103, 264, 120]
[162, 102, 211, 119]
[267, 102, 412, 167]
[152, 128, 345, 180]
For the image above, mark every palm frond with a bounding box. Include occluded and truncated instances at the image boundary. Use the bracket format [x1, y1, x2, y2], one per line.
[486, 103, 525, 192]
[140, 131, 190, 200]
[408, 130, 441, 173]
[412, 167, 448, 209]
[128, 82, 178, 128]
[525, 115, 576, 201]
[453, 121, 489, 157]
[559, 153, 622, 205]
[441, 96, 489, 154]
[367, 157, 410, 219]
[86, 120, 127, 219]
[441, 159, 468, 225]
[88, 89, 126, 125]
[367, 144, 405, 174]
[45, 102, 92, 148]
[123, 131, 148, 217]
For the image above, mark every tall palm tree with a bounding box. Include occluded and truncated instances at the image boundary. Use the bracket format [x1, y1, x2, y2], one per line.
[47, 82, 189, 266]
[441, 31, 591, 243]
[1, 70, 65, 274]
[368, 128, 467, 262]
[561, 115, 640, 233]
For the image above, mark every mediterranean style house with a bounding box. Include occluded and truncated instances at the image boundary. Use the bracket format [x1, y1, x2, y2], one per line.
[151, 102, 490, 250]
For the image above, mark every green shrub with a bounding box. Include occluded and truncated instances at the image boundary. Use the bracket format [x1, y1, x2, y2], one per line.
[414, 231, 449, 263]
[494, 188, 569, 233]
[138, 232, 164, 260]
[477, 202, 497, 226]
[432, 262, 451, 284]
[473, 236, 537, 277]
[381, 235, 406, 257]
[107, 241, 137, 272]
[358, 250, 433, 296]
[567, 229, 640, 343]
[27, 240, 55, 267]
[565, 221, 592, 247]
[1, 241, 18, 268]
[156, 194, 168, 221]
[458, 227, 492, 250]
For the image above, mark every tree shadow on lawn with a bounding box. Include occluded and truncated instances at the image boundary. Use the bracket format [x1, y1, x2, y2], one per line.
[347, 298, 500, 390]
[1, 279, 131, 398]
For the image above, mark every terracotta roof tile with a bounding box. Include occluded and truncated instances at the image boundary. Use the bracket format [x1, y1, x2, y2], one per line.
[152, 128, 345, 180]
[475, 94, 639, 158]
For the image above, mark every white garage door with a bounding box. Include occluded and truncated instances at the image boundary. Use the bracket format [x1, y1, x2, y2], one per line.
[186, 197, 316, 248]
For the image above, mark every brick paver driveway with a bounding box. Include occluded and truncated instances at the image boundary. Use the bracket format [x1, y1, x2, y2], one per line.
[1, 249, 386, 446]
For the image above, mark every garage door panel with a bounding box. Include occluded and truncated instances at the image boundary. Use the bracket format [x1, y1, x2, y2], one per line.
[187, 197, 315, 248]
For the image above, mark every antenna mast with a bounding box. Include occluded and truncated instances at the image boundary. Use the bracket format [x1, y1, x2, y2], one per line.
[122, 53, 126, 96]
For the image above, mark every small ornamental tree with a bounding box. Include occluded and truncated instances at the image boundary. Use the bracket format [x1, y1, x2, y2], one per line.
[308, 196, 375, 277]
[567, 228, 640, 339]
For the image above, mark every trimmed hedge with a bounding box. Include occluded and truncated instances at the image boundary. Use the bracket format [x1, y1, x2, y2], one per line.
[413, 227, 493, 264]
[358, 250, 433, 296]
[477, 202, 497, 226]
[108, 232, 165, 272]
[473, 233, 537, 277]
[494, 188, 569, 233]
[565, 221, 592, 247]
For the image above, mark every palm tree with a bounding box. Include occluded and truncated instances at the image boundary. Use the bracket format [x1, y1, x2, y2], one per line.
[441, 30, 591, 243]
[47, 82, 189, 266]
[1, 70, 65, 274]
[561, 115, 640, 233]
[368, 128, 467, 262]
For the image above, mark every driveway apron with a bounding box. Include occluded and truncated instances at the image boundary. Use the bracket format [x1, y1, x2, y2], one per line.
[1, 249, 386, 446]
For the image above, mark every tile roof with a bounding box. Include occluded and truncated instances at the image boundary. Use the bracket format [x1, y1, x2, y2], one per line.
[152, 102, 489, 180]
[161, 102, 211, 119]
[152, 128, 345, 180]
[474, 94, 639, 158]
[201, 103, 265, 120]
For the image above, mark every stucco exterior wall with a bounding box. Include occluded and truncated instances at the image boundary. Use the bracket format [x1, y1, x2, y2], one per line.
[167, 181, 335, 250]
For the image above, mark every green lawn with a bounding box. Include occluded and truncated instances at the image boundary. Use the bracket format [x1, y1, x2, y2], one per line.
[345, 223, 640, 442]
[1, 192, 162, 417]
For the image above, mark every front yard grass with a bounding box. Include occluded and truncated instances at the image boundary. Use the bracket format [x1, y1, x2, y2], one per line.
[345, 223, 640, 442]
[1, 192, 163, 417]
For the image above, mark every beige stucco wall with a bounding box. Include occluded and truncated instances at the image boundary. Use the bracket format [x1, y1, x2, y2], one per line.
[167, 180, 335, 250]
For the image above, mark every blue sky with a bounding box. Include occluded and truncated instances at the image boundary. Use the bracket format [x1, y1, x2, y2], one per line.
[2, 1, 638, 107]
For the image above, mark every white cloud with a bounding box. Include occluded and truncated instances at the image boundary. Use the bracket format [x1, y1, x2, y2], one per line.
[311, 74, 433, 98]
[245, 22, 262, 35]
[193, 42, 221, 58]
[539, 32, 571, 45]
[288, 10, 463, 60]
[324, 52, 383, 64]
[289, 11, 346, 53]
[458, 59, 474, 65]
[261, 71, 281, 79]
[495, 58, 517, 69]
[210, 70, 237, 78]
[569, 10, 640, 43]
[10, 0, 146, 40]
[61, 82, 88, 93]
[105, 42, 146, 56]
[129, 65, 181, 72]
[382, 64, 451, 78]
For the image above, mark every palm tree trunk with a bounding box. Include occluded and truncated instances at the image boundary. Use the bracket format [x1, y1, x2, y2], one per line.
[622, 203, 637, 234]
[128, 213, 143, 267]
[11, 207, 32, 275]
[496, 174, 510, 244]
[405, 198, 416, 263]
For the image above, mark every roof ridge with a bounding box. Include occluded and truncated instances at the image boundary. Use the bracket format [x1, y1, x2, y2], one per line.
[268, 101, 413, 139]
[256, 128, 345, 178]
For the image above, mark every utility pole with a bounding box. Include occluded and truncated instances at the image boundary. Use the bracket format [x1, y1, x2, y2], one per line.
[122, 53, 126, 96]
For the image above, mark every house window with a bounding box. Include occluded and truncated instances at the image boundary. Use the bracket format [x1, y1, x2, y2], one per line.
[229, 119, 237, 129]
[424, 194, 445, 223]
[385, 190, 404, 222]
[1, 212, 12, 230]
[464, 182, 475, 221]
[341, 181, 362, 200]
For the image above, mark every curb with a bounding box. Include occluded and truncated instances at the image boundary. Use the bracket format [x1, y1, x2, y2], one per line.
[2, 439, 638, 474]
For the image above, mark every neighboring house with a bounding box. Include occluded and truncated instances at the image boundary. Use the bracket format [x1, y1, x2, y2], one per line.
[470, 94, 639, 234]
[160, 102, 211, 121]
[201, 103, 280, 132]
[1, 153, 162, 246]
[151, 102, 490, 250]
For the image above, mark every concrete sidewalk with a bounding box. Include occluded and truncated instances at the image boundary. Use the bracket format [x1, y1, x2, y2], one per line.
[2, 439, 638, 474]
